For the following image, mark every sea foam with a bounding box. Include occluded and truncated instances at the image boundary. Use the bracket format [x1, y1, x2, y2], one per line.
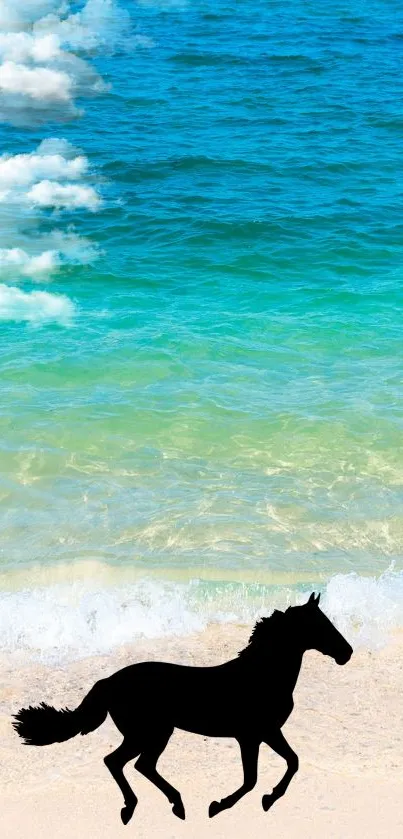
[0, 567, 402, 663]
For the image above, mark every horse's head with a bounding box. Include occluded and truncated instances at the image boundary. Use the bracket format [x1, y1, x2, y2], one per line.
[291, 592, 352, 665]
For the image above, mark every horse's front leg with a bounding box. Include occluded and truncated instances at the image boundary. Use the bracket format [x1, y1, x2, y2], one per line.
[209, 738, 260, 818]
[262, 728, 299, 812]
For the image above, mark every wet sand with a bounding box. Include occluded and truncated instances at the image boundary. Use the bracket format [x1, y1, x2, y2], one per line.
[1, 625, 403, 837]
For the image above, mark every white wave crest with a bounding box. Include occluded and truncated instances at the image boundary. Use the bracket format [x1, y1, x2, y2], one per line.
[0, 569, 402, 663]
[322, 566, 403, 649]
[0, 579, 205, 662]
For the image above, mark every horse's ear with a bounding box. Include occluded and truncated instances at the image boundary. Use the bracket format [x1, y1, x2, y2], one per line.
[307, 592, 320, 607]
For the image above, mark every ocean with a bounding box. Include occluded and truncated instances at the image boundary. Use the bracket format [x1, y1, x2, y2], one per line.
[0, 0, 403, 661]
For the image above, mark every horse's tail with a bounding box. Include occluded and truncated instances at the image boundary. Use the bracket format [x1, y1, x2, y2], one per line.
[12, 679, 109, 746]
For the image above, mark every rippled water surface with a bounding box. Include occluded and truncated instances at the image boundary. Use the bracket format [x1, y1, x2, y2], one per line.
[0, 1, 403, 656]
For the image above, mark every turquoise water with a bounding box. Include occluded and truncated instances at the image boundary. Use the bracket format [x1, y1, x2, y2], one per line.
[0, 0, 403, 656]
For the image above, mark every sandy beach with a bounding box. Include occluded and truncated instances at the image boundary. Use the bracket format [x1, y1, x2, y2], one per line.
[1, 625, 403, 838]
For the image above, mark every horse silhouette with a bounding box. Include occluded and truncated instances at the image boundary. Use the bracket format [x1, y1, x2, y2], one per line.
[13, 592, 352, 824]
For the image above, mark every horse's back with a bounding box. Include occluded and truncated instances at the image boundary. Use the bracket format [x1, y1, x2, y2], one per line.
[107, 659, 226, 700]
[104, 660, 238, 733]
[104, 657, 295, 739]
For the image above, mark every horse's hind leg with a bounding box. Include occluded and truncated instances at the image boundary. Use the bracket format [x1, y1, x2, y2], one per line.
[135, 728, 185, 820]
[209, 738, 260, 818]
[262, 728, 299, 812]
[104, 739, 140, 825]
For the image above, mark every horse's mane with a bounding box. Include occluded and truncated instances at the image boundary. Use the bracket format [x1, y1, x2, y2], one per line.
[238, 609, 289, 658]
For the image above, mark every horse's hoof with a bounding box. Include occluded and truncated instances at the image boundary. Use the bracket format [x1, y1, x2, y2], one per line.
[121, 804, 135, 825]
[209, 800, 221, 818]
[262, 794, 274, 812]
[172, 800, 186, 820]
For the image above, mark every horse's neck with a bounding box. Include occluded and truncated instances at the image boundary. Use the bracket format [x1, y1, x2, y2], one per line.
[274, 645, 304, 694]
[242, 642, 305, 695]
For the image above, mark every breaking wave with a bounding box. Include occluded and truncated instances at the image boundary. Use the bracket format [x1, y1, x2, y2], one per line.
[0, 564, 402, 662]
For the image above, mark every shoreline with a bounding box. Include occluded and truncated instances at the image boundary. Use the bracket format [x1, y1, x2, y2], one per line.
[1, 624, 403, 837]
[1, 565, 403, 662]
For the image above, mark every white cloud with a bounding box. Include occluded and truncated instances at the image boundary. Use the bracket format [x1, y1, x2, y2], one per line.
[0, 231, 99, 282]
[0, 283, 76, 325]
[47, 229, 100, 264]
[35, 138, 79, 156]
[0, 60, 72, 101]
[0, 0, 131, 124]
[0, 32, 60, 62]
[34, 0, 132, 51]
[0, 140, 101, 308]
[0, 1, 127, 324]
[0, 139, 98, 209]
[26, 250, 60, 274]
[26, 180, 101, 210]
[0, 247, 59, 277]
[0, 2, 58, 32]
